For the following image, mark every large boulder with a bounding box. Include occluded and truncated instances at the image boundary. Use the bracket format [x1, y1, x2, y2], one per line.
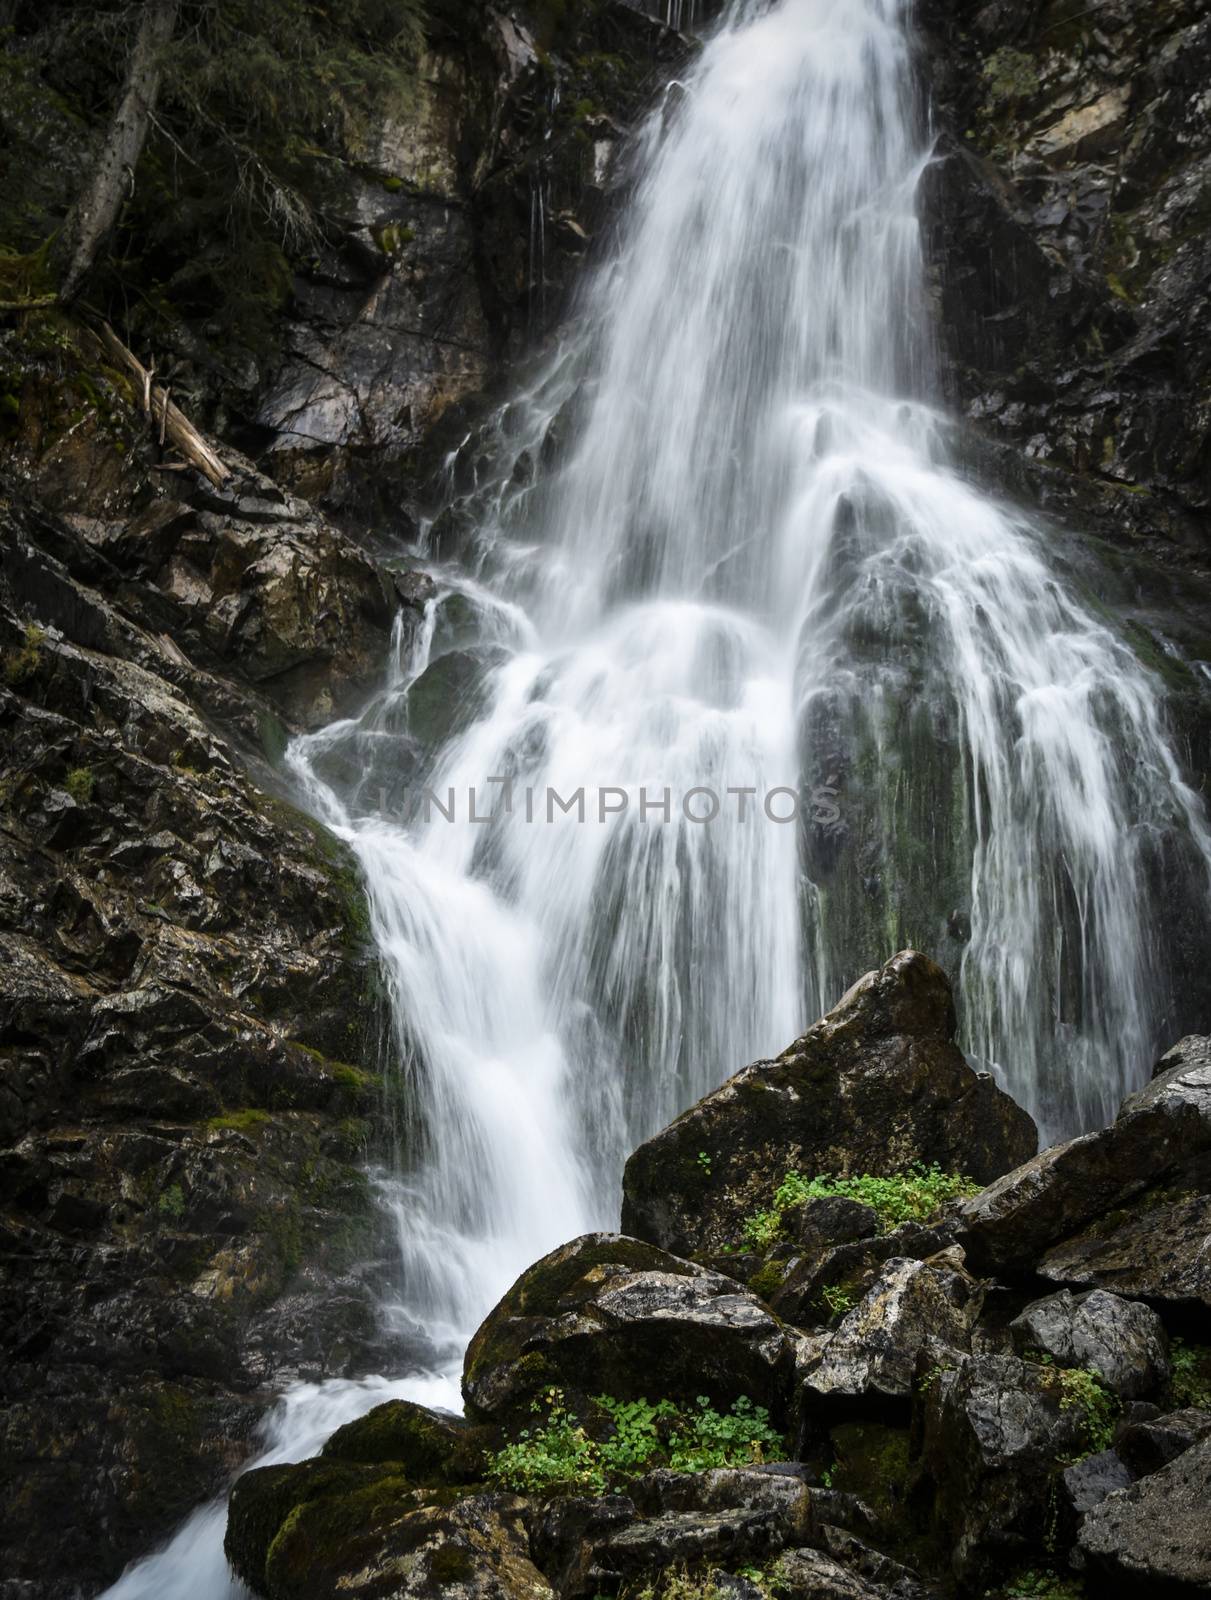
[1079, 1435, 1211, 1594]
[959, 1036, 1211, 1309]
[622, 952, 1036, 1258]
[462, 1234, 794, 1428]
[1008, 1290, 1169, 1399]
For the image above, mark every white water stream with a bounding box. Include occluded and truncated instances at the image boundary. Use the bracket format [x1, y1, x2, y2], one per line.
[103, 0, 1211, 1593]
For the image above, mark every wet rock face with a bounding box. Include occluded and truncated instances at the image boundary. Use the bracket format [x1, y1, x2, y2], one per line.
[918, 1353, 1093, 1587]
[462, 1233, 795, 1428]
[802, 1256, 982, 1403]
[1079, 1434, 1211, 1592]
[958, 1034, 1211, 1307]
[255, 0, 688, 530]
[621, 951, 1036, 1258]
[919, 0, 1211, 524]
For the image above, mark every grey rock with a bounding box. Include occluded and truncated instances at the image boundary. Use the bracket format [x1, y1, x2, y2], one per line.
[1061, 1448, 1134, 1517]
[1009, 1289, 1170, 1398]
[803, 1256, 982, 1401]
[1079, 1435, 1211, 1592]
[769, 1546, 887, 1599]
[919, 1354, 1092, 1586]
[960, 1042, 1211, 1308]
[816, 1528, 941, 1599]
[1117, 1408, 1211, 1477]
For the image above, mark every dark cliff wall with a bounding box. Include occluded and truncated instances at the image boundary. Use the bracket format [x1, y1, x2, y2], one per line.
[0, 5, 684, 1595]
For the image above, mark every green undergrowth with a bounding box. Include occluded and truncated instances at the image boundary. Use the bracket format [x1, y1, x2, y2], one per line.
[488, 1389, 784, 1496]
[1169, 1339, 1211, 1410]
[1055, 1367, 1118, 1459]
[629, 1562, 790, 1600]
[742, 1164, 981, 1250]
[1003, 1571, 1085, 1599]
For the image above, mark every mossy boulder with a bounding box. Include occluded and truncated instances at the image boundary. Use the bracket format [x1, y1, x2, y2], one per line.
[321, 1399, 490, 1483]
[622, 951, 1036, 1258]
[226, 1459, 394, 1594]
[462, 1232, 795, 1429]
[265, 1489, 552, 1600]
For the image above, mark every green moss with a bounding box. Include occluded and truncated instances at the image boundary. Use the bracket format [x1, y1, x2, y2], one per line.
[428, 1545, 475, 1582]
[157, 1182, 186, 1221]
[3, 622, 44, 686]
[263, 1473, 412, 1591]
[374, 222, 415, 255]
[747, 1261, 787, 1303]
[830, 1421, 913, 1528]
[981, 47, 1039, 111]
[322, 1400, 486, 1483]
[64, 766, 94, 804]
[206, 1108, 273, 1133]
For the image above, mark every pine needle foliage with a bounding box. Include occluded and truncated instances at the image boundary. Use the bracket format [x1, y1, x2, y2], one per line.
[3, 0, 426, 350]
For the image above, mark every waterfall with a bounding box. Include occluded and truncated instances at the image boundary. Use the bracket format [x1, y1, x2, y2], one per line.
[101, 0, 1211, 1593]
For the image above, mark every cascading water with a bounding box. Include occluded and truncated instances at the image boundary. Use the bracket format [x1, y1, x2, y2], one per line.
[102, 0, 1211, 1593]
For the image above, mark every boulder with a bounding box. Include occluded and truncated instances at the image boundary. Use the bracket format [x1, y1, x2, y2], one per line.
[1009, 1289, 1170, 1398]
[263, 1489, 554, 1600]
[226, 1459, 397, 1595]
[959, 1037, 1211, 1309]
[1079, 1435, 1211, 1594]
[585, 1507, 799, 1586]
[918, 1354, 1092, 1586]
[529, 1470, 815, 1594]
[803, 1257, 982, 1403]
[1116, 1408, 1211, 1477]
[768, 1546, 888, 1599]
[531, 1496, 639, 1596]
[770, 1224, 955, 1332]
[815, 1528, 941, 1599]
[462, 1233, 794, 1428]
[564, 1472, 813, 1592]
[622, 952, 1037, 1258]
[1037, 1194, 1211, 1309]
[320, 1399, 487, 1482]
[1060, 1448, 1134, 1517]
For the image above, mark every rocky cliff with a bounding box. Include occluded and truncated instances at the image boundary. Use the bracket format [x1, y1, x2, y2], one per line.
[0, 4, 685, 1593]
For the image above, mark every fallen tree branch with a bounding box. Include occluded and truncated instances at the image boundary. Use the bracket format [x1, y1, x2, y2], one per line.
[97, 321, 230, 487]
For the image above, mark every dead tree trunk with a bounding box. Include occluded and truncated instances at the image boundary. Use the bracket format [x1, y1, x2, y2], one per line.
[53, 0, 180, 303]
[97, 322, 231, 487]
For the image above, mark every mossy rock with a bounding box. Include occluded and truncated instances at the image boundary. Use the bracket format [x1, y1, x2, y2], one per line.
[321, 1399, 489, 1483]
[263, 1487, 544, 1600]
[462, 1231, 793, 1430]
[225, 1458, 394, 1594]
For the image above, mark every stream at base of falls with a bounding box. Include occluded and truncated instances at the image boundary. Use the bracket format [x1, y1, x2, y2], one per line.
[101, 0, 1211, 1593]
